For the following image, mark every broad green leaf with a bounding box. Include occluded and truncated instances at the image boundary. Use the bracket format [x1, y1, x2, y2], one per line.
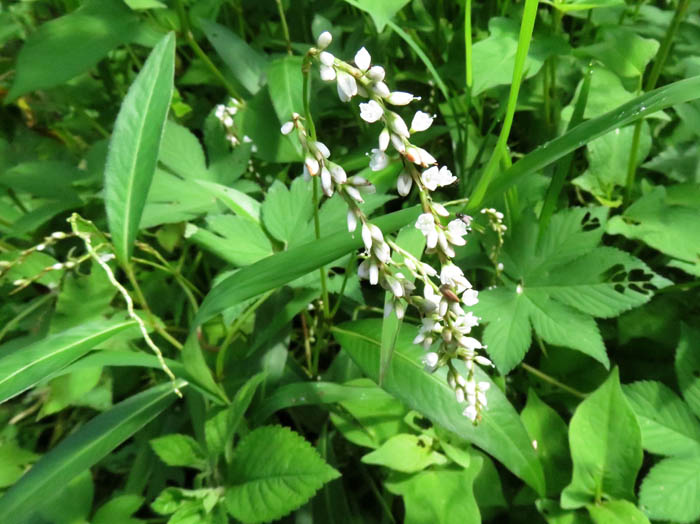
[93, 495, 145, 524]
[6, 0, 138, 101]
[639, 455, 700, 523]
[470, 18, 567, 96]
[124, 0, 166, 9]
[607, 184, 700, 276]
[1, 161, 82, 200]
[333, 319, 546, 495]
[573, 124, 652, 206]
[577, 28, 659, 79]
[151, 487, 222, 520]
[185, 215, 273, 267]
[476, 207, 668, 372]
[150, 434, 207, 469]
[157, 120, 211, 182]
[537, 499, 594, 524]
[561, 368, 642, 509]
[385, 461, 482, 524]
[198, 19, 266, 96]
[0, 381, 185, 523]
[261, 178, 314, 246]
[194, 180, 261, 224]
[362, 434, 448, 473]
[266, 56, 304, 125]
[0, 319, 136, 404]
[39, 366, 109, 418]
[0, 440, 38, 489]
[342, 0, 410, 31]
[104, 32, 175, 264]
[624, 380, 700, 456]
[521, 390, 572, 496]
[479, 75, 700, 205]
[225, 425, 340, 524]
[586, 500, 650, 524]
[676, 324, 700, 419]
[206, 372, 266, 459]
[50, 266, 116, 332]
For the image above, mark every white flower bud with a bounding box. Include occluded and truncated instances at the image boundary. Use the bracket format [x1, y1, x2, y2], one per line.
[345, 185, 364, 203]
[463, 405, 478, 422]
[378, 128, 390, 151]
[321, 167, 333, 196]
[36, 244, 46, 251]
[367, 65, 385, 82]
[475, 356, 493, 368]
[397, 172, 412, 196]
[317, 31, 332, 49]
[51, 232, 67, 239]
[369, 261, 379, 285]
[455, 388, 465, 403]
[372, 81, 390, 98]
[51, 263, 63, 270]
[320, 65, 336, 81]
[389, 113, 410, 138]
[305, 155, 320, 176]
[337, 71, 358, 102]
[423, 352, 439, 370]
[280, 121, 294, 135]
[314, 140, 331, 159]
[354, 47, 371, 71]
[386, 91, 416, 106]
[410, 111, 434, 133]
[432, 202, 449, 217]
[329, 163, 346, 184]
[390, 133, 406, 153]
[319, 51, 335, 67]
[361, 223, 373, 251]
[368, 148, 389, 171]
[347, 210, 357, 233]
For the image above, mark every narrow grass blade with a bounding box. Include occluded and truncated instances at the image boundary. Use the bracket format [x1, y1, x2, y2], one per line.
[104, 32, 175, 264]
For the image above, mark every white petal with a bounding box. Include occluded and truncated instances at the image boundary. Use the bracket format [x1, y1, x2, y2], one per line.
[410, 111, 434, 132]
[280, 121, 294, 135]
[330, 163, 347, 184]
[372, 81, 390, 97]
[320, 51, 335, 67]
[359, 99, 384, 123]
[321, 167, 333, 196]
[389, 113, 410, 138]
[369, 149, 389, 171]
[337, 71, 357, 102]
[369, 262, 379, 285]
[305, 155, 320, 176]
[397, 172, 412, 196]
[320, 64, 336, 81]
[345, 185, 364, 203]
[354, 47, 371, 71]
[314, 141, 331, 158]
[361, 223, 373, 251]
[347, 210, 357, 232]
[378, 128, 390, 151]
[367, 65, 385, 82]
[386, 91, 415, 105]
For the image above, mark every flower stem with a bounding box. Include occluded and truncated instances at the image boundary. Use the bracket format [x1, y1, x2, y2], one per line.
[275, 0, 292, 55]
[520, 362, 587, 399]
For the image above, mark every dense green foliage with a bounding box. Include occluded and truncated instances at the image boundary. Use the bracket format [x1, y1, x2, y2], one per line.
[1, 0, 700, 522]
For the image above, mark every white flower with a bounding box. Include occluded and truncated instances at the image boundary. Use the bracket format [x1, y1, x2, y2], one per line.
[432, 202, 449, 217]
[415, 213, 438, 249]
[359, 100, 383, 123]
[462, 288, 479, 306]
[421, 166, 440, 191]
[388, 113, 410, 138]
[329, 163, 346, 184]
[369, 148, 389, 171]
[354, 47, 371, 71]
[397, 172, 412, 196]
[361, 222, 373, 251]
[455, 388, 465, 403]
[314, 141, 331, 158]
[317, 31, 332, 49]
[445, 219, 468, 246]
[422, 352, 439, 371]
[305, 155, 320, 176]
[320, 166, 333, 196]
[347, 210, 357, 232]
[454, 310, 479, 334]
[345, 185, 364, 203]
[386, 91, 416, 105]
[463, 404, 478, 422]
[440, 263, 471, 293]
[337, 71, 358, 102]
[367, 65, 385, 82]
[410, 111, 434, 132]
[223, 115, 234, 127]
[378, 128, 390, 151]
[418, 148, 437, 166]
[320, 65, 336, 81]
[390, 133, 406, 153]
[369, 260, 379, 285]
[371, 81, 390, 98]
[280, 121, 294, 135]
[320, 51, 335, 66]
[457, 335, 483, 351]
[437, 166, 456, 186]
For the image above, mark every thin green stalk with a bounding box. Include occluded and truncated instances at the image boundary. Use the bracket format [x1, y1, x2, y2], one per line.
[467, 0, 540, 212]
[275, 0, 292, 55]
[624, 0, 690, 205]
[330, 252, 356, 318]
[465, 0, 473, 90]
[174, 0, 242, 99]
[520, 362, 587, 399]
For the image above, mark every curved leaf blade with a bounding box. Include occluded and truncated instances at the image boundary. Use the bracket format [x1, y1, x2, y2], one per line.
[0, 380, 185, 523]
[0, 319, 136, 404]
[104, 32, 175, 264]
[332, 319, 546, 495]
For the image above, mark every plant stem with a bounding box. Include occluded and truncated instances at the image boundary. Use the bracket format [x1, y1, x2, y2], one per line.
[520, 362, 587, 399]
[275, 0, 292, 55]
[464, 0, 473, 90]
[174, 0, 242, 100]
[624, 0, 690, 205]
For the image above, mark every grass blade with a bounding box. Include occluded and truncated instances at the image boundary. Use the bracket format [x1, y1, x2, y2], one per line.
[104, 33, 175, 264]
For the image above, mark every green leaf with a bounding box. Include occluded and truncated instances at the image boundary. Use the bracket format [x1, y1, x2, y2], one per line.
[676, 324, 700, 419]
[93, 495, 145, 524]
[0, 319, 136, 404]
[470, 18, 566, 96]
[185, 215, 273, 267]
[561, 368, 643, 509]
[104, 32, 175, 264]
[124, 0, 166, 9]
[261, 178, 314, 246]
[150, 434, 207, 469]
[578, 28, 659, 79]
[0, 381, 185, 524]
[587, 500, 650, 524]
[225, 425, 340, 524]
[266, 56, 304, 125]
[333, 320, 546, 495]
[194, 180, 261, 224]
[198, 19, 266, 96]
[342, 0, 410, 32]
[362, 434, 448, 473]
[480, 75, 700, 205]
[385, 461, 482, 524]
[607, 184, 700, 276]
[624, 380, 700, 456]
[521, 389, 572, 496]
[543, 0, 624, 12]
[6, 0, 138, 102]
[639, 455, 700, 523]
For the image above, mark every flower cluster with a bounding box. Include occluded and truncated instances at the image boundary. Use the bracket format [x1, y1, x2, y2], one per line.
[283, 31, 494, 423]
[214, 97, 256, 152]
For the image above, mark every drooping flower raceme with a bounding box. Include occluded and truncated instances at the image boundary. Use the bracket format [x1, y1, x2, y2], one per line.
[279, 31, 493, 424]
